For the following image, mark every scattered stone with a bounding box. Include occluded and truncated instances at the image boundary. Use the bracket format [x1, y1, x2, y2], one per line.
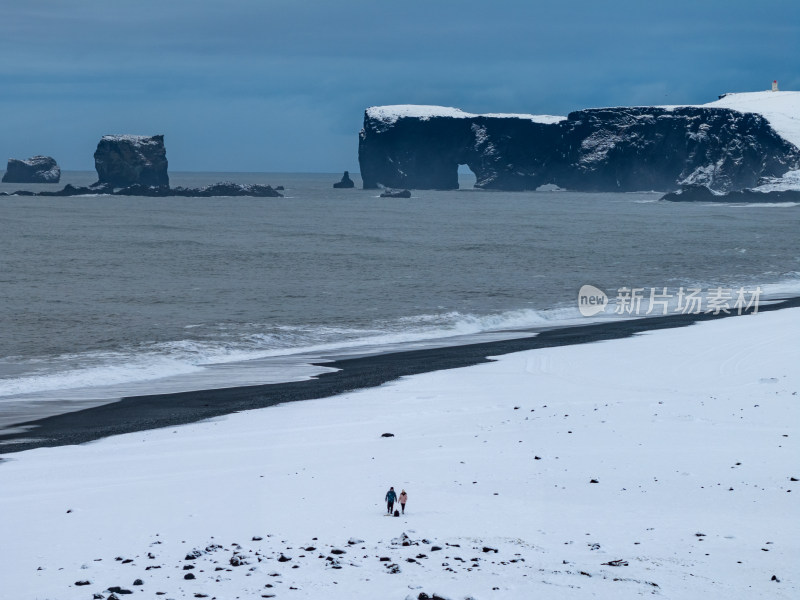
[184, 573, 195, 580]
[277, 554, 292, 562]
[431, 546, 442, 552]
[590, 479, 599, 484]
[185, 550, 203, 560]
[482, 546, 498, 553]
[133, 579, 143, 586]
[106, 587, 133, 594]
[75, 580, 91, 586]
[252, 536, 263, 541]
[381, 433, 395, 438]
[230, 554, 250, 566]
[347, 537, 365, 545]
[330, 548, 346, 555]
[183, 565, 195, 570]
[772, 575, 780, 582]
[602, 559, 629, 567]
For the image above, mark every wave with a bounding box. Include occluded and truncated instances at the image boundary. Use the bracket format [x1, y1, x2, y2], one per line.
[0, 306, 585, 399]
[2, 274, 798, 401]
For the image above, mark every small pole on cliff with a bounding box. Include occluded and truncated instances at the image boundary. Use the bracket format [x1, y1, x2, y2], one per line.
[772, 80, 779, 92]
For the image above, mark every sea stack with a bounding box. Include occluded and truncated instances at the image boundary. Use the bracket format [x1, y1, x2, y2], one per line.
[333, 170, 355, 188]
[2, 156, 61, 183]
[94, 134, 169, 188]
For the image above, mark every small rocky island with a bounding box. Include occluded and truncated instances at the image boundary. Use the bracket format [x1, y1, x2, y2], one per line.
[333, 170, 355, 188]
[2, 155, 61, 183]
[94, 134, 169, 188]
[2, 135, 281, 198]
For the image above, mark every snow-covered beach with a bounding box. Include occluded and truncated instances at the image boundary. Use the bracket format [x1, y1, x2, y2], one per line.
[1, 306, 797, 600]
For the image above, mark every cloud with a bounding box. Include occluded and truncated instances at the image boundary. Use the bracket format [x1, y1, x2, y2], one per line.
[0, 0, 797, 171]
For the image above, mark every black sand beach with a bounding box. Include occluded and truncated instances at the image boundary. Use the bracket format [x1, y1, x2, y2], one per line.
[2, 297, 798, 455]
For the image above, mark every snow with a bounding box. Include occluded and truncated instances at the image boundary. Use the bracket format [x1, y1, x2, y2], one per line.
[368, 92, 800, 152]
[367, 105, 566, 125]
[100, 134, 162, 145]
[1, 309, 798, 599]
[703, 91, 800, 150]
[753, 169, 800, 192]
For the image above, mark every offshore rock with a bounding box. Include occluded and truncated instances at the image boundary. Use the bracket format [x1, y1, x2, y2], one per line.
[2, 155, 61, 183]
[379, 189, 411, 198]
[661, 184, 800, 203]
[6, 181, 282, 198]
[94, 134, 169, 188]
[168, 182, 283, 197]
[333, 170, 355, 188]
[359, 105, 800, 192]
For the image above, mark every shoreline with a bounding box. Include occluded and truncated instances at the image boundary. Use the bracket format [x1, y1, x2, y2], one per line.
[2, 296, 799, 455]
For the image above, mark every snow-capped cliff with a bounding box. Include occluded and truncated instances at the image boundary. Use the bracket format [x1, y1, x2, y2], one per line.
[358, 92, 800, 192]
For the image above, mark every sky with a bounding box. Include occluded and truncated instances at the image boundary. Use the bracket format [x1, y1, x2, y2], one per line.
[1, 0, 798, 173]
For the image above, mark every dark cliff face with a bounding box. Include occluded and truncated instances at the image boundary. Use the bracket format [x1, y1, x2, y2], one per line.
[358, 107, 800, 192]
[2, 155, 61, 183]
[94, 135, 169, 188]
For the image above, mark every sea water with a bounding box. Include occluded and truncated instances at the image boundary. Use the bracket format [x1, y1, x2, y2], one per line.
[1, 171, 798, 429]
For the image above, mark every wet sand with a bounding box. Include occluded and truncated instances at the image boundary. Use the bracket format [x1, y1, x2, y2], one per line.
[2, 297, 798, 455]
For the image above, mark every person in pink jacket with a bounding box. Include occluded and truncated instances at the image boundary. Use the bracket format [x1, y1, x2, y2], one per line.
[398, 489, 408, 514]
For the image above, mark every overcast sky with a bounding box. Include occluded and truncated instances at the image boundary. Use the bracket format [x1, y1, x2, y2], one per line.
[1, 0, 798, 172]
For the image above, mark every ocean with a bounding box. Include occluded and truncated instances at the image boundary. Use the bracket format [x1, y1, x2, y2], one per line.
[1, 171, 799, 430]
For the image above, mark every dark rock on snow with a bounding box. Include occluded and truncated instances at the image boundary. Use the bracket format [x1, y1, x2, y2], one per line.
[106, 586, 133, 594]
[94, 135, 169, 188]
[359, 106, 799, 192]
[381, 433, 395, 438]
[2, 155, 61, 183]
[333, 170, 355, 188]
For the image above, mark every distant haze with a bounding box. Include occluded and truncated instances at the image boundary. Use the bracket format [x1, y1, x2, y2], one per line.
[1, 0, 798, 172]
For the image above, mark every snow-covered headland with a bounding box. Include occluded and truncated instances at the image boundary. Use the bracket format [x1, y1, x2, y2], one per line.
[1, 307, 798, 600]
[359, 91, 800, 194]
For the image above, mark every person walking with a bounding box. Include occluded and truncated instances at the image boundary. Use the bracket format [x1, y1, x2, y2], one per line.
[398, 489, 408, 514]
[385, 486, 397, 515]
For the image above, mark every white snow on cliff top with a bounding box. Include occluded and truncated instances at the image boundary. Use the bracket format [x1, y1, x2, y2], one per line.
[701, 90, 800, 149]
[368, 91, 800, 148]
[367, 105, 566, 125]
[100, 134, 162, 143]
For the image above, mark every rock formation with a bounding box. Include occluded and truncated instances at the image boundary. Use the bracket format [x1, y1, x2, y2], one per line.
[661, 184, 800, 203]
[2, 155, 61, 183]
[333, 171, 355, 188]
[7, 181, 282, 198]
[94, 135, 169, 188]
[379, 189, 411, 198]
[358, 105, 800, 192]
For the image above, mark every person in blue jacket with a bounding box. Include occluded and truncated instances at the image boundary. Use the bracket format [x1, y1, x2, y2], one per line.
[385, 486, 397, 514]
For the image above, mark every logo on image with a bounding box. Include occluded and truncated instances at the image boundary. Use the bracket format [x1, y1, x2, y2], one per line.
[578, 284, 609, 317]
